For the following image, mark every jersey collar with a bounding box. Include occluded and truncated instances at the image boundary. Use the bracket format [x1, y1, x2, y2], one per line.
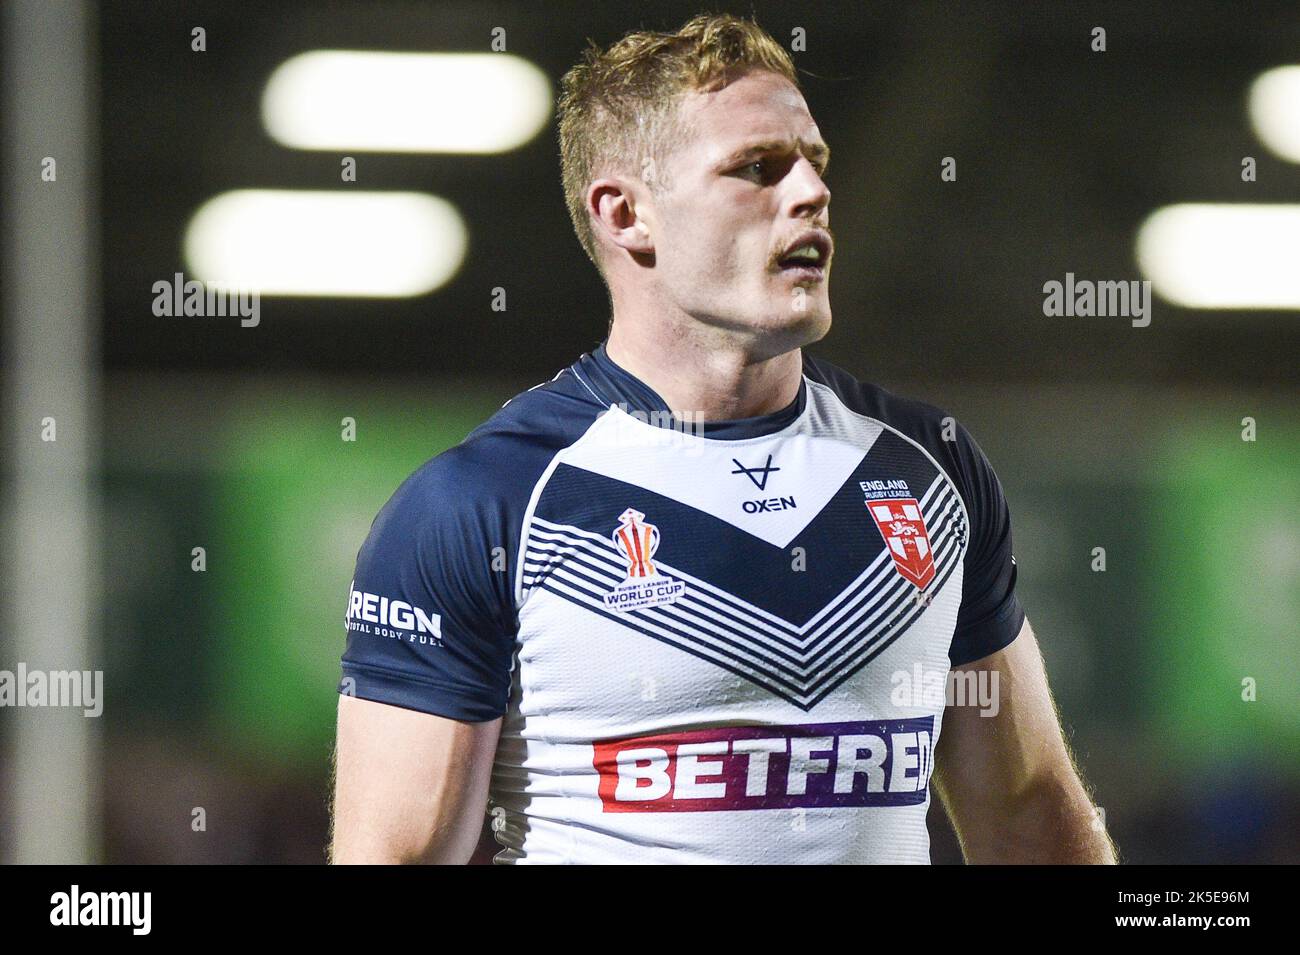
[571, 341, 808, 441]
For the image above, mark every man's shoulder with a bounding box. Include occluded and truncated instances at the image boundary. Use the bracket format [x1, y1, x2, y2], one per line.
[802, 353, 959, 445]
[381, 365, 607, 520]
[802, 353, 1011, 534]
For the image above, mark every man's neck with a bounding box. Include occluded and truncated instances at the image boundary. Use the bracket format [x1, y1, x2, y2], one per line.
[604, 317, 804, 423]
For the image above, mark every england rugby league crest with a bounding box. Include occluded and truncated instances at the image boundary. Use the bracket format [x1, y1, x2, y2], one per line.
[603, 508, 686, 611]
[865, 498, 936, 589]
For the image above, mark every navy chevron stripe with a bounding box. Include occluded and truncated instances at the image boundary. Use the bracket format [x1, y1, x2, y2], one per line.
[535, 558, 958, 710]
[530, 432, 942, 621]
[528, 534, 811, 654]
[521, 487, 966, 707]
[528, 522, 804, 643]
[540, 518, 965, 709]
[798, 540, 966, 702]
[536, 578, 815, 694]
[527, 479, 960, 645]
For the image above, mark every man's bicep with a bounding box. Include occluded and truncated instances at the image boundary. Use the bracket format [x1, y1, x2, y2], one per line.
[935, 618, 1115, 862]
[331, 695, 501, 864]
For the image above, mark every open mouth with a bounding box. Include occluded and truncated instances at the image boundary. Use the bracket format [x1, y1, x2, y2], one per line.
[775, 231, 832, 279]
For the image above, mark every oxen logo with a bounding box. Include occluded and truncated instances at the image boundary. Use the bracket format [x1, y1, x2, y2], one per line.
[731, 454, 780, 490]
[866, 498, 936, 589]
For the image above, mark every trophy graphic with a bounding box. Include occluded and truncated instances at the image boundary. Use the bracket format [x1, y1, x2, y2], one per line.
[612, 507, 660, 579]
[603, 507, 684, 611]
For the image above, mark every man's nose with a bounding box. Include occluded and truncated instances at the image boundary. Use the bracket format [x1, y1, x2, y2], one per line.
[787, 156, 830, 219]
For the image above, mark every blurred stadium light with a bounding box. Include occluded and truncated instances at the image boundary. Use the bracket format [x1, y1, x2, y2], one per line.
[1137, 204, 1300, 309]
[261, 51, 552, 153]
[1249, 66, 1300, 164]
[184, 190, 468, 297]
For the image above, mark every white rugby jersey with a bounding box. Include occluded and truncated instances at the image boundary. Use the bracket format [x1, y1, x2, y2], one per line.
[340, 343, 1025, 863]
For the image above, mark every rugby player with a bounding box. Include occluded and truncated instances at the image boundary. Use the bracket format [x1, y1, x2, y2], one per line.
[330, 13, 1117, 864]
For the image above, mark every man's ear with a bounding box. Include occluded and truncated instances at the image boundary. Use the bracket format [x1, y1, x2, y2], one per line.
[588, 177, 654, 257]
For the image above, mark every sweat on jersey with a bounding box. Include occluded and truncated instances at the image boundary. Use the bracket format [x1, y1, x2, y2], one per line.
[339, 343, 1025, 864]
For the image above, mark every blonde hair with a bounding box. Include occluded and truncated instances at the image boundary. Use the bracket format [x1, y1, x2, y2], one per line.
[557, 13, 799, 277]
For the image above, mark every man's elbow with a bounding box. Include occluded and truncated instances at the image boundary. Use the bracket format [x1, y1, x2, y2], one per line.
[330, 815, 471, 865]
[970, 771, 1118, 864]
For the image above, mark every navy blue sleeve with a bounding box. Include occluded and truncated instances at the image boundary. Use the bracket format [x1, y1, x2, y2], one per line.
[944, 421, 1026, 666]
[339, 445, 518, 722]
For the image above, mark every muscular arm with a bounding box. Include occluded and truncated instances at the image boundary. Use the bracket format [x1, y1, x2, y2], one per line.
[329, 695, 501, 864]
[933, 618, 1117, 863]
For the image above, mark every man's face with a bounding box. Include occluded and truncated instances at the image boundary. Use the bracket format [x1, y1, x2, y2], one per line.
[643, 70, 833, 354]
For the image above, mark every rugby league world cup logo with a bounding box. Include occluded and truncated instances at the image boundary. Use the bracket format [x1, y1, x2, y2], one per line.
[603, 508, 686, 612]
